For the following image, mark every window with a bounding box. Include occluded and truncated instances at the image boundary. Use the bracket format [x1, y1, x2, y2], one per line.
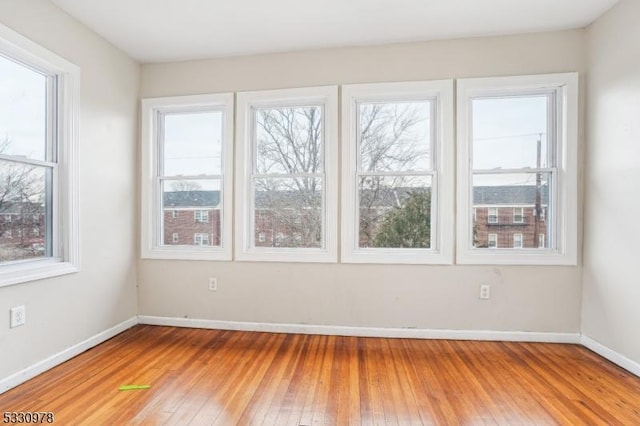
[194, 209, 209, 223]
[235, 86, 338, 262]
[488, 207, 498, 224]
[513, 207, 524, 224]
[258, 232, 266, 243]
[513, 234, 523, 248]
[488, 234, 498, 249]
[141, 93, 233, 260]
[539, 233, 545, 249]
[194, 233, 209, 246]
[0, 23, 79, 287]
[457, 73, 578, 264]
[172, 233, 179, 243]
[341, 81, 454, 264]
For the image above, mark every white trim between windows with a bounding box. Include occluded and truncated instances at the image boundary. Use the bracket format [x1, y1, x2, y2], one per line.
[340, 80, 454, 264]
[0, 23, 80, 287]
[456, 73, 578, 265]
[140, 93, 233, 261]
[235, 86, 338, 263]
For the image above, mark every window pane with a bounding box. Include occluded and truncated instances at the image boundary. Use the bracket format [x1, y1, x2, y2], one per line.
[163, 111, 223, 176]
[472, 95, 549, 170]
[473, 173, 550, 249]
[162, 179, 221, 247]
[359, 101, 432, 172]
[255, 106, 323, 175]
[0, 161, 50, 262]
[254, 177, 322, 248]
[358, 175, 432, 248]
[0, 55, 47, 161]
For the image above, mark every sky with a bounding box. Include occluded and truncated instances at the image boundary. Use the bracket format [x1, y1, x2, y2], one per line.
[0, 54, 47, 160]
[472, 95, 549, 172]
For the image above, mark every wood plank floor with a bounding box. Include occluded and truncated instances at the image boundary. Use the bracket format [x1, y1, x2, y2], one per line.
[1, 325, 639, 425]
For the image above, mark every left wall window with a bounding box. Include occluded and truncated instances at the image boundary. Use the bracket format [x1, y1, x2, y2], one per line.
[0, 23, 80, 287]
[141, 94, 234, 260]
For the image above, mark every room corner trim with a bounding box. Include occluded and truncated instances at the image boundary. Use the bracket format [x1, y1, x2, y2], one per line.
[581, 335, 640, 378]
[0, 316, 138, 395]
[138, 315, 580, 344]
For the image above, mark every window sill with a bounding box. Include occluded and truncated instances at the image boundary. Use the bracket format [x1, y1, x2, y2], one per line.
[0, 260, 80, 288]
[456, 249, 577, 266]
[141, 246, 232, 261]
[342, 249, 453, 265]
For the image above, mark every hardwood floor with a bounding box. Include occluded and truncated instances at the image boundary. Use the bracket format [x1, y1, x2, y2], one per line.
[1, 325, 639, 425]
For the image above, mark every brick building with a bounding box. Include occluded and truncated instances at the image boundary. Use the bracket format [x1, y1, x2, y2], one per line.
[473, 185, 549, 249]
[163, 190, 221, 246]
[160, 185, 548, 250]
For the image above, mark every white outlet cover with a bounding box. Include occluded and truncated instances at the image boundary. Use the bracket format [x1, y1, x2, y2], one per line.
[10, 305, 26, 328]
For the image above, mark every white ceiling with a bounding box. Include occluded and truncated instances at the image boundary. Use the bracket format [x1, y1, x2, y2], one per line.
[51, 0, 618, 63]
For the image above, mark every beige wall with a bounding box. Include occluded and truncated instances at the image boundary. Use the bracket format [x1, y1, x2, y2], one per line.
[0, 0, 139, 379]
[140, 30, 585, 333]
[582, 0, 640, 364]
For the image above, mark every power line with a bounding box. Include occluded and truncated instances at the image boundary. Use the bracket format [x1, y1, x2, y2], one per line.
[474, 132, 545, 142]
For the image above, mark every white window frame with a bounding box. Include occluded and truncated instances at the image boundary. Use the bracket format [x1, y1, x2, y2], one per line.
[0, 23, 80, 288]
[140, 93, 234, 261]
[513, 233, 523, 249]
[235, 86, 338, 262]
[456, 73, 578, 265]
[513, 207, 524, 224]
[488, 207, 499, 224]
[194, 209, 209, 223]
[539, 233, 545, 249]
[193, 233, 210, 246]
[488, 234, 498, 249]
[341, 81, 454, 264]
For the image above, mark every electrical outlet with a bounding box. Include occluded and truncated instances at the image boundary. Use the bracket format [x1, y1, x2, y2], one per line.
[479, 284, 491, 300]
[208, 277, 217, 291]
[10, 305, 26, 328]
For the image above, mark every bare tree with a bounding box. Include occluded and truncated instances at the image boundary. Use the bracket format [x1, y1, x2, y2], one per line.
[255, 107, 323, 247]
[253, 102, 430, 248]
[357, 103, 429, 247]
[0, 136, 46, 261]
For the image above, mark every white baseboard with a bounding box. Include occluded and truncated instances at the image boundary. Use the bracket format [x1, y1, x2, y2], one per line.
[0, 316, 138, 395]
[581, 335, 640, 378]
[138, 315, 580, 344]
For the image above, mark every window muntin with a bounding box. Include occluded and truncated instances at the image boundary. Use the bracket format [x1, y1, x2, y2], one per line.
[235, 86, 338, 262]
[457, 73, 578, 265]
[141, 93, 233, 260]
[341, 81, 454, 264]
